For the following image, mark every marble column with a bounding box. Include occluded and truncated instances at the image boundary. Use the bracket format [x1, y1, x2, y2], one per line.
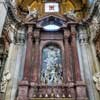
[89, 24, 100, 72]
[71, 25, 81, 81]
[64, 29, 75, 98]
[32, 29, 40, 83]
[0, 0, 7, 37]
[17, 25, 33, 100]
[64, 29, 72, 81]
[76, 33, 85, 80]
[78, 25, 100, 100]
[29, 29, 40, 98]
[4, 28, 26, 100]
[10, 44, 26, 100]
[23, 25, 33, 80]
[71, 25, 87, 100]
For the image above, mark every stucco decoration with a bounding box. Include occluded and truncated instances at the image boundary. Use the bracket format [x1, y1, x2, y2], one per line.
[92, 17, 99, 31]
[93, 72, 100, 91]
[67, 10, 76, 19]
[0, 70, 11, 93]
[26, 6, 38, 20]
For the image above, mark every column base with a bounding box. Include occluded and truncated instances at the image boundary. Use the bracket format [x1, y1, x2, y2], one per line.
[75, 81, 88, 100]
[67, 82, 76, 98]
[17, 96, 28, 100]
[76, 97, 88, 100]
[29, 98, 88, 100]
[17, 80, 29, 100]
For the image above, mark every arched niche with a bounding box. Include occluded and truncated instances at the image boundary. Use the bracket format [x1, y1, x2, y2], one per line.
[40, 42, 64, 85]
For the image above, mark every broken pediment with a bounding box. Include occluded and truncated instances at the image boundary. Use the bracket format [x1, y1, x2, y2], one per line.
[24, 14, 77, 31]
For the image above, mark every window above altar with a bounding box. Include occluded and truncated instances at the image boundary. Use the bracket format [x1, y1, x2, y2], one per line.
[43, 24, 60, 31]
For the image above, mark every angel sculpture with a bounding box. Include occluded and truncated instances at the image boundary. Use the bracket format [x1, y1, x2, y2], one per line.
[93, 72, 100, 91]
[92, 17, 99, 31]
[26, 6, 38, 19]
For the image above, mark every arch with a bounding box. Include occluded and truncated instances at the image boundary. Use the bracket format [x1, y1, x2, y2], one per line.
[42, 42, 62, 52]
[40, 43, 63, 85]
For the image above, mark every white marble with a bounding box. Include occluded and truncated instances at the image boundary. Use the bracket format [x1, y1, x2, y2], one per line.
[10, 44, 26, 100]
[2, 27, 26, 100]
[0, 0, 7, 37]
[4, 43, 26, 100]
[4, 43, 18, 100]
[89, 25, 100, 72]
[78, 27, 100, 100]
[76, 35, 85, 80]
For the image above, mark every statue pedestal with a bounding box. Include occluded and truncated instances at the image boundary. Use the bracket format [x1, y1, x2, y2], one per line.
[17, 81, 88, 100]
[17, 80, 29, 100]
[76, 81, 88, 100]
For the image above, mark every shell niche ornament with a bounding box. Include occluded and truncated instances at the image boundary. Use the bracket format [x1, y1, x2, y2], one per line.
[93, 72, 100, 91]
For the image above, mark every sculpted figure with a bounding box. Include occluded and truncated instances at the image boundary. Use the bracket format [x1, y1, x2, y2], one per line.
[0, 70, 11, 93]
[26, 6, 38, 19]
[92, 17, 99, 31]
[93, 72, 100, 91]
[67, 10, 76, 18]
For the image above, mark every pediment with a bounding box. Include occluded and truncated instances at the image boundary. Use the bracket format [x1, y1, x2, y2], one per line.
[24, 14, 77, 30]
[36, 14, 76, 29]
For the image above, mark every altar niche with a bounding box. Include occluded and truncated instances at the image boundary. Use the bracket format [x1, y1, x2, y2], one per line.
[17, 24, 88, 100]
[41, 44, 63, 85]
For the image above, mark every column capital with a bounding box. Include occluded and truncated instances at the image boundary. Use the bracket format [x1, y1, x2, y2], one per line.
[64, 29, 70, 39]
[78, 26, 89, 44]
[16, 31, 26, 44]
[70, 25, 76, 35]
[26, 25, 33, 41]
[27, 25, 33, 37]
[34, 29, 40, 39]
[27, 25, 33, 33]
